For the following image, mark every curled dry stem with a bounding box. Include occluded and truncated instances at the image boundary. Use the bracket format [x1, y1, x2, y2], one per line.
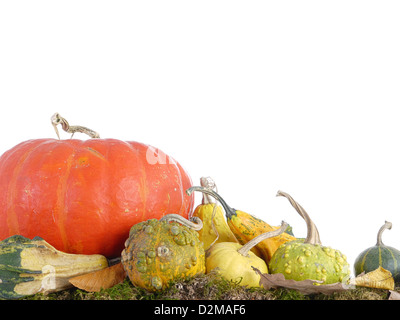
[186, 186, 235, 218]
[51, 113, 100, 139]
[160, 214, 203, 231]
[276, 190, 321, 245]
[237, 221, 289, 257]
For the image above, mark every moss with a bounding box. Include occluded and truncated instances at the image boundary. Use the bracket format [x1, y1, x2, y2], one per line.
[17, 273, 399, 300]
[311, 286, 389, 300]
[272, 288, 309, 300]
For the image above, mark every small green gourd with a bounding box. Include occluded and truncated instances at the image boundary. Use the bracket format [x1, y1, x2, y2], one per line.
[354, 221, 400, 284]
[269, 191, 350, 284]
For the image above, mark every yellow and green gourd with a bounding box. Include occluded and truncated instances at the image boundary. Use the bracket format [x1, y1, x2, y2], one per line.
[0, 235, 108, 299]
[121, 214, 205, 292]
[354, 221, 400, 284]
[269, 191, 350, 284]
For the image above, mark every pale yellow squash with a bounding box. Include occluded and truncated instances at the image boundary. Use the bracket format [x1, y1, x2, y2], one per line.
[205, 222, 288, 288]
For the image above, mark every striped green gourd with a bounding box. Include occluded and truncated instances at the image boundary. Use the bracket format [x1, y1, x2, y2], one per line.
[0, 235, 108, 299]
[354, 221, 400, 284]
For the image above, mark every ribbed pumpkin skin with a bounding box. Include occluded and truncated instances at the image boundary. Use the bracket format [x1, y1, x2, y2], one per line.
[0, 139, 193, 258]
[354, 245, 400, 283]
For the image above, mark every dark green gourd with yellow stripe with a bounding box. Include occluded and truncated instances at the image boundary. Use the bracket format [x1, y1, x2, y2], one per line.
[354, 221, 400, 284]
[0, 235, 108, 299]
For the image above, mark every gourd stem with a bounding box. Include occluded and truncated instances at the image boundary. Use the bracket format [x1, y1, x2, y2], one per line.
[237, 221, 288, 257]
[186, 186, 236, 219]
[276, 191, 321, 245]
[160, 214, 203, 231]
[199, 177, 220, 249]
[200, 177, 217, 204]
[107, 257, 122, 266]
[376, 221, 392, 246]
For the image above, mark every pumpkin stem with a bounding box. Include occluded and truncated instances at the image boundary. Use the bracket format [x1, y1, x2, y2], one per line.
[276, 191, 321, 245]
[376, 221, 392, 246]
[237, 221, 288, 257]
[51, 113, 100, 139]
[160, 214, 203, 231]
[186, 186, 237, 219]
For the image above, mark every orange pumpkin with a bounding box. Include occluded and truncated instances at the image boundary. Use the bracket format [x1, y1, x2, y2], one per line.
[0, 138, 193, 258]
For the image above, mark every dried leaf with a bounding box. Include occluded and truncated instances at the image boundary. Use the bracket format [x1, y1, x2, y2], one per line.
[69, 262, 126, 292]
[253, 267, 349, 295]
[350, 266, 394, 290]
[389, 290, 400, 300]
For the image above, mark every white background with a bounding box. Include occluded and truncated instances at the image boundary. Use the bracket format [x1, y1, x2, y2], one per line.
[1, 1, 400, 276]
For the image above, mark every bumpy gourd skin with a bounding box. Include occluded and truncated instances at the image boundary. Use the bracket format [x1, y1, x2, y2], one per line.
[269, 240, 350, 284]
[227, 210, 296, 262]
[122, 218, 205, 292]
